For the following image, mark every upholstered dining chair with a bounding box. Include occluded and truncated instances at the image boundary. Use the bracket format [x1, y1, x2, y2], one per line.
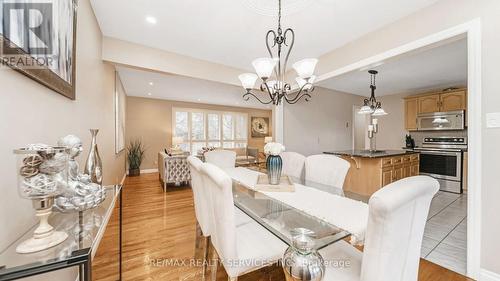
[305, 154, 350, 194]
[200, 163, 287, 281]
[319, 176, 439, 281]
[205, 150, 237, 169]
[280, 151, 306, 180]
[187, 156, 212, 277]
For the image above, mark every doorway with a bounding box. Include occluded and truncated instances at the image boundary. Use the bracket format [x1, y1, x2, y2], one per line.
[310, 20, 481, 278]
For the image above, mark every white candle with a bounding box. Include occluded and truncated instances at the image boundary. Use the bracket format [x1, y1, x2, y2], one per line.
[368, 125, 374, 131]
[372, 118, 378, 125]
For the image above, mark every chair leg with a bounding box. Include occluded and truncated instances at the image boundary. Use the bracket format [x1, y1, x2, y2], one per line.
[228, 277, 238, 281]
[208, 241, 219, 281]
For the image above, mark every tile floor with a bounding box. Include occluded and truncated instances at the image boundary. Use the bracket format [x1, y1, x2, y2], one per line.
[422, 191, 467, 275]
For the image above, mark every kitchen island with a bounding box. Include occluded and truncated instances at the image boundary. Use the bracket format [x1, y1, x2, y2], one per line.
[324, 150, 420, 196]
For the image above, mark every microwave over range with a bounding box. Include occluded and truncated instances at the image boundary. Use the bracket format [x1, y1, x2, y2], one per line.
[417, 110, 465, 131]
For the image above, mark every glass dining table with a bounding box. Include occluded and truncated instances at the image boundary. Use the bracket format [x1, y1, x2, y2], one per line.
[228, 167, 370, 252]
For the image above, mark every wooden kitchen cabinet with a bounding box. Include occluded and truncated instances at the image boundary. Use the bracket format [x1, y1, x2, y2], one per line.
[440, 90, 467, 111]
[418, 94, 441, 113]
[393, 165, 404, 181]
[405, 98, 418, 131]
[403, 165, 411, 178]
[382, 168, 393, 186]
[410, 162, 419, 176]
[340, 152, 420, 196]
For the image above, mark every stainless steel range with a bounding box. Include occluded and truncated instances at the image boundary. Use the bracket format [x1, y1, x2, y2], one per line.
[414, 137, 467, 194]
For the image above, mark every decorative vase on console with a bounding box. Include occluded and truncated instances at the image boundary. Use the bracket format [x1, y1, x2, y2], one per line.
[13, 144, 69, 253]
[264, 142, 285, 185]
[84, 129, 103, 185]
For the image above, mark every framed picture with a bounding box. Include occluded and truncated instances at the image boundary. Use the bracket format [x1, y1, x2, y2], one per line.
[251, 117, 270, 137]
[115, 72, 126, 154]
[0, 0, 78, 99]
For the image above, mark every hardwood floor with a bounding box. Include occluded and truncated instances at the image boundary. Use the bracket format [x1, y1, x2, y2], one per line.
[93, 173, 473, 281]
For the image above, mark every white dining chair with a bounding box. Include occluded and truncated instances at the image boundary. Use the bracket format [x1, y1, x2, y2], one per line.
[205, 150, 237, 169]
[187, 156, 252, 236]
[305, 154, 350, 193]
[319, 176, 439, 281]
[187, 156, 212, 236]
[200, 163, 287, 281]
[280, 151, 306, 180]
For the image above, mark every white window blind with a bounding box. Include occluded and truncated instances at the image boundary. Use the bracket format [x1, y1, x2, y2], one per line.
[173, 108, 248, 154]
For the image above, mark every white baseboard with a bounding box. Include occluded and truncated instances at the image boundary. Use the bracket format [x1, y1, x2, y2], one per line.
[481, 269, 500, 281]
[141, 168, 158, 174]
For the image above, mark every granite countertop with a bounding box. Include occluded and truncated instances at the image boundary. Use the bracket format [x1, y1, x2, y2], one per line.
[324, 149, 419, 158]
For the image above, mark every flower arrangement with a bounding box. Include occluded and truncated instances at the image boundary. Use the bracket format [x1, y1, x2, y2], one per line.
[264, 142, 285, 156]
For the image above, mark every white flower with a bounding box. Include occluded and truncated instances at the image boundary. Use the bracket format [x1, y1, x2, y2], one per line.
[264, 142, 285, 156]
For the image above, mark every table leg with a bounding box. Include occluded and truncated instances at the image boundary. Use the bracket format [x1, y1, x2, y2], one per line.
[82, 259, 92, 281]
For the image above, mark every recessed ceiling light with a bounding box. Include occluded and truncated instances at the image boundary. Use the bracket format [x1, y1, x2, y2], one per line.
[145, 16, 157, 24]
[147, 93, 152, 96]
[149, 82, 154, 86]
[197, 99, 201, 101]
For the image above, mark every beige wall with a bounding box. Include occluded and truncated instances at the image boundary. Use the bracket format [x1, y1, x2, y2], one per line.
[0, 0, 125, 264]
[374, 93, 408, 150]
[313, 0, 500, 275]
[283, 87, 363, 155]
[126, 97, 272, 170]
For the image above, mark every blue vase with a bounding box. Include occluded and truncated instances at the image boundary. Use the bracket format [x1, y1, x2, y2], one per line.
[266, 155, 282, 185]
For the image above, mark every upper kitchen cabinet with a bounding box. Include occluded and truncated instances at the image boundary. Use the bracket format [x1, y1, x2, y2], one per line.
[404, 88, 467, 131]
[404, 98, 418, 131]
[418, 94, 441, 113]
[440, 90, 467, 111]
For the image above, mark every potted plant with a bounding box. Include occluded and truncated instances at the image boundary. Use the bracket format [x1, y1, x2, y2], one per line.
[127, 139, 146, 176]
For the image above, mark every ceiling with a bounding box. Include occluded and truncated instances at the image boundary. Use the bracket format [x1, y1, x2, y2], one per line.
[116, 66, 272, 109]
[91, 0, 439, 72]
[318, 38, 468, 96]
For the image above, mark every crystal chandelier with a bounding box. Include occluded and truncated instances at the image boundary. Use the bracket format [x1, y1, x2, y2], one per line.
[238, 0, 317, 105]
[358, 70, 388, 116]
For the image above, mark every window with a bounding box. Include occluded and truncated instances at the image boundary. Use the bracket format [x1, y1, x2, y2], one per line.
[173, 108, 248, 154]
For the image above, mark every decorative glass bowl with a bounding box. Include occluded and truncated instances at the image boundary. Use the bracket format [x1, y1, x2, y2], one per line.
[13, 144, 69, 253]
[15, 145, 69, 199]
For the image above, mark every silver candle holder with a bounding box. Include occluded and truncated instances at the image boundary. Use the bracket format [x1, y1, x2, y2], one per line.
[367, 119, 379, 152]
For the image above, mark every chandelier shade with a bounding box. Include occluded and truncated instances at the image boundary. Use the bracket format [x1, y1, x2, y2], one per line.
[372, 108, 388, 116]
[239, 0, 317, 105]
[252, 58, 278, 79]
[358, 105, 374, 115]
[238, 73, 259, 89]
[292, 58, 318, 78]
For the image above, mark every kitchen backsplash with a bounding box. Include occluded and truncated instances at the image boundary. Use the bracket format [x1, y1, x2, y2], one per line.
[408, 130, 467, 147]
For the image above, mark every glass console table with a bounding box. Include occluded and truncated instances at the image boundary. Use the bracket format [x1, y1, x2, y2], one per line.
[0, 185, 122, 281]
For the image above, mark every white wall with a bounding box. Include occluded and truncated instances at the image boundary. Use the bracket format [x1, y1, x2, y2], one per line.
[0, 0, 125, 279]
[283, 87, 362, 155]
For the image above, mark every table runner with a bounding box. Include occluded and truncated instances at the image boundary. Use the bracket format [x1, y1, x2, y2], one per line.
[224, 167, 369, 245]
